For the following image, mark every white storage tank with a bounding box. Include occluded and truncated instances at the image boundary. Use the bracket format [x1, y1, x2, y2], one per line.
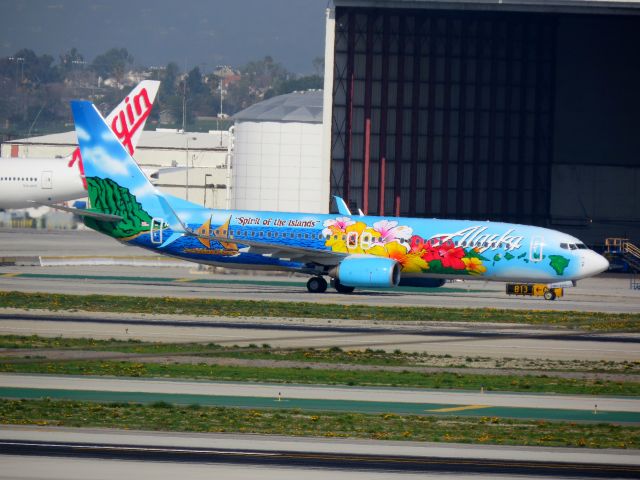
[231, 90, 327, 213]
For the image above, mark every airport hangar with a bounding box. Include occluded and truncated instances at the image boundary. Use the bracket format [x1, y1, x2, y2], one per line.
[322, 0, 640, 246]
[3, 0, 640, 247]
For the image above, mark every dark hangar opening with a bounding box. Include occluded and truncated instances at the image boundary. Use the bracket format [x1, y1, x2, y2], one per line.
[329, 1, 640, 245]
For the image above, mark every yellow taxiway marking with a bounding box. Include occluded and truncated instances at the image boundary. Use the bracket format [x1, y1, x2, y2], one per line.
[174, 278, 193, 283]
[1, 273, 21, 278]
[426, 404, 492, 413]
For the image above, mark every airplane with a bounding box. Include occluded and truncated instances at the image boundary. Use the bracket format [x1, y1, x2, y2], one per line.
[0, 80, 159, 210]
[67, 99, 610, 295]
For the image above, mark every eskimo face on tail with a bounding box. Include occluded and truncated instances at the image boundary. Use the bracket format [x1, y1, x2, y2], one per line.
[71, 100, 164, 238]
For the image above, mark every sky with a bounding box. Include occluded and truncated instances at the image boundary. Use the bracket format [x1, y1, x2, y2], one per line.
[0, 0, 328, 74]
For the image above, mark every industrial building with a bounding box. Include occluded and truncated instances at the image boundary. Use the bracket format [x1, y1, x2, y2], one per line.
[1, 130, 230, 209]
[323, 0, 640, 244]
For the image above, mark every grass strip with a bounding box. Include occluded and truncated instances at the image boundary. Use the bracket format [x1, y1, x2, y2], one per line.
[2, 360, 639, 396]
[3, 335, 639, 374]
[1, 398, 638, 449]
[1, 291, 640, 331]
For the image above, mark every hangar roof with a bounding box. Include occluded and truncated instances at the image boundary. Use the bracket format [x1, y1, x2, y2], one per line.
[232, 90, 324, 124]
[5, 130, 229, 151]
[332, 0, 640, 15]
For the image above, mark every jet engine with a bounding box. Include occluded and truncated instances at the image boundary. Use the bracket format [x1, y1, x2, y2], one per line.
[332, 256, 401, 288]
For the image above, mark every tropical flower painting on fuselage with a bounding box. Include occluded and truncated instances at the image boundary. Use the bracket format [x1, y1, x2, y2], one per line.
[322, 217, 488, 276]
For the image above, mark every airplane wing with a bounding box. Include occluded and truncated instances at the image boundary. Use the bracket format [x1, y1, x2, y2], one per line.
[211, 234, 346, 265]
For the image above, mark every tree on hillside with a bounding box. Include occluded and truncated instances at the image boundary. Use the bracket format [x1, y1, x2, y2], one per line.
[186, 66, 206, 97]
[226, 55, 292, 112]
[266, 74, 323, 98]
[0, 49, 59, 85]
[91, 48, 133, 82]
[59, 48, 85, 76]
[159, 62, 180, 98]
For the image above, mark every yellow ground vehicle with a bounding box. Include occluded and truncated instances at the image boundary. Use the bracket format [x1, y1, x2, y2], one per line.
[506, 283, 563, 301]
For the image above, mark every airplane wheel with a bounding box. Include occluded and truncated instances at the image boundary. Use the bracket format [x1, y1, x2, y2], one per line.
[307, 276, 327, 293]
[333, 278, 355, 294]
[544, 290, 556, 301]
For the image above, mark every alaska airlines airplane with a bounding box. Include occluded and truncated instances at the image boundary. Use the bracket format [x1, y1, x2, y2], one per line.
[69, 100, 609, 294]
[0, 80, 159, 210]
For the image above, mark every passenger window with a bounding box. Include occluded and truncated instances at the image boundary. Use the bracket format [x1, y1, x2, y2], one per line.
[361, 233, 371, 250]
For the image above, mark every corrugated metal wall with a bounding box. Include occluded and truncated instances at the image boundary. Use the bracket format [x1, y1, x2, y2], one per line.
[331, 7, 556, 225]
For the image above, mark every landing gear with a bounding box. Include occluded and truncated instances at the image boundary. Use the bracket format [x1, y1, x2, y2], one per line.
[306, 276, 328, 293]
[543, 289, 557, 301]
[332, 278, 355, 294]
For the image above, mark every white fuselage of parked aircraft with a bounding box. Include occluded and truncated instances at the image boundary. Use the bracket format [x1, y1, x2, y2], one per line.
[0, 80, 159, 210]
[0, 157, 83, 209]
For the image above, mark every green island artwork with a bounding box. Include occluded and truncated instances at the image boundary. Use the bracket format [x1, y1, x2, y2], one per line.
[548, 254, 570, 275]
[84, 177, 153, 239]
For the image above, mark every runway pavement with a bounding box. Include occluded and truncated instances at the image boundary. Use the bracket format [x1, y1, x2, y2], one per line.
[1, 309, 638, 360]
[1, 228, 639, 313]
[1, 426, 639, 478]
[2, 374, 639, 423]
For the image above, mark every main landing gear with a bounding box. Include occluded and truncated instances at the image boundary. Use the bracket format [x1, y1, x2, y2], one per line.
[306, 276, 355, 294]
[331, 278, 355, 294]
[306, 276, 328, 293]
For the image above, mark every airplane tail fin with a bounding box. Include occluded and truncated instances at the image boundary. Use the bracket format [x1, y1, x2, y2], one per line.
[69, 80, 160, 188]
[70, 100, 167, 239]
[104, 80, 160, 156]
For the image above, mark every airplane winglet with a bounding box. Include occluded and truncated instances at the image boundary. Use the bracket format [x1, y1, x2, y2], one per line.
[154, 194, 190, 248]
[333, 196, 352, 216]
[156, 194, 190, 234]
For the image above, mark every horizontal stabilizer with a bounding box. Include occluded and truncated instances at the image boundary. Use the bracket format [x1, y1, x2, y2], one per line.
[35, 202, 122, 222]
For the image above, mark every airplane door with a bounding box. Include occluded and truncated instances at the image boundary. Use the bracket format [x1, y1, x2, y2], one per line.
[530, 236, 544, 262]
[41, 171, 53, 189]
[150, 218, 164, 244]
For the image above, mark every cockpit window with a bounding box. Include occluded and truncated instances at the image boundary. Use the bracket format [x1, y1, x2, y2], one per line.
[569, 244, 577, 250]
[560, 243, 568, 249]
[577, 243, 588, 249]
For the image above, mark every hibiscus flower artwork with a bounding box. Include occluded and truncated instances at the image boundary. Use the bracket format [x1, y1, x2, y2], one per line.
[322, 217, 489, 276]
[371, 219, 412, 244]
[367, 242, 429, 273]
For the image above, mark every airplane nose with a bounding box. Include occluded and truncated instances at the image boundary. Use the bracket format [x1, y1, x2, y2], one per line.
[582, 251, 610, 278]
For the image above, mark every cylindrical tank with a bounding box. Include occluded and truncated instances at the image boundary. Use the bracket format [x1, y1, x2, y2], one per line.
[231, 90, 325, 213]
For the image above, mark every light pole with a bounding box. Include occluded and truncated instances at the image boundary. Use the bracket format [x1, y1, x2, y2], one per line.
[185, 135, 196, 202]
[8, 56, 24, 89]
